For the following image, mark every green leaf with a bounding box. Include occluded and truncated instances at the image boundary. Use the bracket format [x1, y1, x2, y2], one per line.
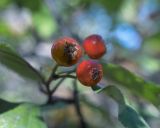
[0, 43, 44, 82]
[119, 105, 150, 128]
[82, 97, 111, 119]
[96, 85, 150, 128]
[0, 99, 20, 114]
[102, 63, 160, 106]
[99, 86, 126, 110]
[0, 104, 47, 128]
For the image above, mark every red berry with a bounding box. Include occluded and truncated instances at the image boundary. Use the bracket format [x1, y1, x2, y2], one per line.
[51, 37, 83, 66]
[76, 60, 103, 86]
[83, 34, 106, 59]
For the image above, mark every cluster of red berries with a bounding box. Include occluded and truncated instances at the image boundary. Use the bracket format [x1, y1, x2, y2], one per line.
[51, 34, 106, 87]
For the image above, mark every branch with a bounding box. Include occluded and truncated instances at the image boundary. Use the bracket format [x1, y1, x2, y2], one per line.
[57, 68, 76, 75]
[50, 77, 66, 94]
[57, 74, 76, 79]
[49, 96, 74, 104]
[45, 64, 59, 85]
[73, 80, 87, 128]
[45, 64, 59, 103]
[50, 72, 76, 95]
[41, 96, 74, 109]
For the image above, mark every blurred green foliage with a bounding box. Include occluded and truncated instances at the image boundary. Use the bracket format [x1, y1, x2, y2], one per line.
[0, 0, 160, 127]
[0, 0, 11, 10]
[32, 6, 57, 39]
[14, 0, 42, 11]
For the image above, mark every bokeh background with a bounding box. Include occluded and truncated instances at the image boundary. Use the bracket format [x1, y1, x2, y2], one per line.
[0, 0, 160, 128]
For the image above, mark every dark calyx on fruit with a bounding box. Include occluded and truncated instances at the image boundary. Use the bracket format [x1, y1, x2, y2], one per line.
[64, 42, 77, 64]
[91, 68, 101, 80]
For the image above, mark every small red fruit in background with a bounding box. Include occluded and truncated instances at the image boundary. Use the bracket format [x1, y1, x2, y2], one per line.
[83, 34, 106, 59]
[76, 60, 103, 86]
[51, 37, 82, 66]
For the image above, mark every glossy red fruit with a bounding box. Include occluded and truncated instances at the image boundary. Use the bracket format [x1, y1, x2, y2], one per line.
[76, 60, 103, 86]
[83, 34, 106, 59]
[51, 37, 82, 66]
